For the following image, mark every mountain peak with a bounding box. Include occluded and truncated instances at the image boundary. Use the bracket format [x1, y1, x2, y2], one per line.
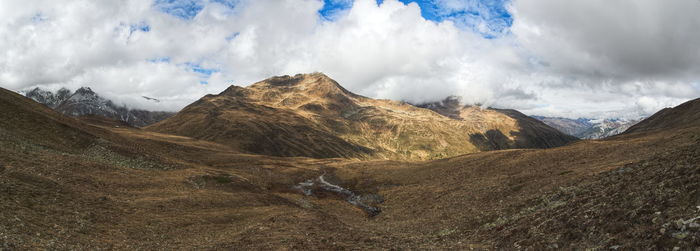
[217, 73, 364, 111]
[75, 87, 95, 95]
[25, 87, 72, 109]
[249, 72, 357, 99]
[150, 73, 577, 160]
[23, 86, 173, 127]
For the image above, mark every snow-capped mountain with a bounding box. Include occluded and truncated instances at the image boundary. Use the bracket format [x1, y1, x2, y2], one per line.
[577, 119, 642, 139]
[533, 116, 643, 139]
[24, 87, 174, 127]
[24, 87, 72, 109]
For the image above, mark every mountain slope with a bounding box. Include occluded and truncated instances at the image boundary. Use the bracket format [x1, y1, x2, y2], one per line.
[624, 97, 700, 134]
[0, 87, 350, 249]
[416, 98, 578, 150]
[0, 88, 97, 150]
[329, 98, 700, 249]
[25, 87, 174, 127]
[148, 73, 577, 160]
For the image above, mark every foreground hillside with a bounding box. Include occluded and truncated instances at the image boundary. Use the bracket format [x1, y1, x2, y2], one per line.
[148, 73, 576, 160]
[1, 86, 699, 249]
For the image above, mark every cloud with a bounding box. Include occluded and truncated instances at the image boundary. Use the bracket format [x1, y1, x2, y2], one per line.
[505, 0, 700, 118]
[0, 0, 699, 118]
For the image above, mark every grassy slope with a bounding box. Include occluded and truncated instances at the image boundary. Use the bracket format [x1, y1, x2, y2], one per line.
[2, 87, 699, 249]
[330, 125, 700, 249]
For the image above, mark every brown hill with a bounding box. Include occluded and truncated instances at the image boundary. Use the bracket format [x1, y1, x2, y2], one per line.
[624, 97, 700, 134]
[147, 73, 577, 160]
[0, 88, 97, 151]
[0, 87, 333, 249]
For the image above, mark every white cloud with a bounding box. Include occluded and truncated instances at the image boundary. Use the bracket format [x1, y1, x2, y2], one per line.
[0, 0, 699, 118]
[511, 0, 700, 80]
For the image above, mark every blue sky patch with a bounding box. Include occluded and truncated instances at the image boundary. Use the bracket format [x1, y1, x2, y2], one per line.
[130, 22, 151, 33]
[154, 0, 238, 19]
[154, 0, 204, 19]
[185, 62, 219, 77]
[319, 0, 354, 21]
[148, 57, 171, 63]
[372, 0, 513, 38]
[398, 0, 513, 38]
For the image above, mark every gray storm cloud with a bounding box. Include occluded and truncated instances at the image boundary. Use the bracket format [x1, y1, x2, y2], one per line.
[0, 0, 698, 118]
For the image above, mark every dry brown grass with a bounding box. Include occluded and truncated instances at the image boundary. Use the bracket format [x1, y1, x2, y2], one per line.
[2, 87, 699, 249]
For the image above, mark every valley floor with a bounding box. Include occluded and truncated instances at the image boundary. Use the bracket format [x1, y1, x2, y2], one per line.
[2, 116, 699, 250]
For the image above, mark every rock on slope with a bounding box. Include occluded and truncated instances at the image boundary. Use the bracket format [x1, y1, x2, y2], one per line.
[24, 87, 173, 127]
[148, 73, 577, 160]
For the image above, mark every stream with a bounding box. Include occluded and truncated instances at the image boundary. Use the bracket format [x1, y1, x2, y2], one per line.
[294, 174, 382, 217]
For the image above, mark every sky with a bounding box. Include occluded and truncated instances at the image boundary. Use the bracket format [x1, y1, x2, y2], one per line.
[1, 0, 700, 119]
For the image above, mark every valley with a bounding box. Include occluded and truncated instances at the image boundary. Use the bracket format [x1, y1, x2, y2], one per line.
[2, 75, 699, 249]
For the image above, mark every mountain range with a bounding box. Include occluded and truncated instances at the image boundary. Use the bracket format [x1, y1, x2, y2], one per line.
[147, 73, 577, 160]
[533, 116, 642, 139]
[23, 87, 174, 127]
[1, 73, 699, 249]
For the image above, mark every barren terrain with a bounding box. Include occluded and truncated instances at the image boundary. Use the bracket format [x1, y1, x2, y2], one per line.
[1, 86, 699, 249]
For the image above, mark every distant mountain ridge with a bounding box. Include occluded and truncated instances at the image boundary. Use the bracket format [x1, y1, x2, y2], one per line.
[24, 87, 174, 127]
[148, 73, 577, 160]
[533, 116, 642, 139]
